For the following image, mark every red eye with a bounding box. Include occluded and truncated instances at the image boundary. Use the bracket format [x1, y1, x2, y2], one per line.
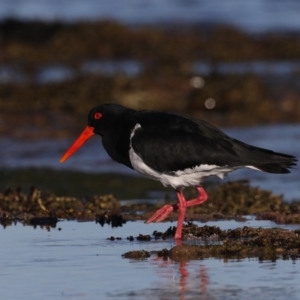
[94, 112, 102, 119]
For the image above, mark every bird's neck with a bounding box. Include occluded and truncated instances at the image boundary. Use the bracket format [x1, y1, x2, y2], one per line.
[101, 121, 135, 169]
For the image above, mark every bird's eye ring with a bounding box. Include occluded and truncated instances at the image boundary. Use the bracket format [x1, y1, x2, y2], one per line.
[94, 112, 102, 119]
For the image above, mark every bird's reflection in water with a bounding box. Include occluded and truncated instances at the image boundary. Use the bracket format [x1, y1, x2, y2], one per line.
[151, 239, 210, 300]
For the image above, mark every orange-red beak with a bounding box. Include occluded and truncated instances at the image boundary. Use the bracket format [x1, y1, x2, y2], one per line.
[60, 126, 95, 163]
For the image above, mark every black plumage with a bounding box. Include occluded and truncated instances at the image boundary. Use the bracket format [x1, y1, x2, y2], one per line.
[87, 104, 296, 175]
[61, 103, 297, 239]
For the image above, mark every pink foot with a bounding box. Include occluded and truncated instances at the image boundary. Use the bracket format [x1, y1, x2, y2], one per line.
[145, 186, 209, 240]
[145, 204, 178, 224]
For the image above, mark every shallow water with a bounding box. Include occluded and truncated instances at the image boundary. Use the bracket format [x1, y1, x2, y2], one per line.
[1, 60, 300, 84]
[1, 124, 299, 201]
[1, 219, 300, 300]
[1, 0, 300, 33]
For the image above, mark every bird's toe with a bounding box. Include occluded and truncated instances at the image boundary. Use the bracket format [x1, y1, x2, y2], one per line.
[145, 204, 176, 224]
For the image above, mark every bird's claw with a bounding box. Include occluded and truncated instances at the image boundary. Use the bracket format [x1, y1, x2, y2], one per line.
[145, 204, 177, 224]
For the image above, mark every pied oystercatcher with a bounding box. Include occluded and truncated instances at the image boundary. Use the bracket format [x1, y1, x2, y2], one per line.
[60, 104, 297, 239]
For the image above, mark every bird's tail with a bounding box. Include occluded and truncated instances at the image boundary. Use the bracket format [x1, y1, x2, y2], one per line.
[256, 154, 297, 173]
[235, 141, 298, 174]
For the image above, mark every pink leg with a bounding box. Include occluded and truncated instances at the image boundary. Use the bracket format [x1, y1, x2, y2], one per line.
[186, 187, 208, 208]
[146, 187, 208, 223]
[174, 190, 187, 239]
[145, 187, 208, 239]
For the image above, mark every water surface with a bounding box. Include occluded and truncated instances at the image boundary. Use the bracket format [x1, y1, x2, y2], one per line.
[1, 219, 300, 300]
[2, 60, 300, 84]
[1, 0, 300, 33]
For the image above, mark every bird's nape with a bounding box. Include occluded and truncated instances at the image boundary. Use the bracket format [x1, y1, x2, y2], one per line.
[60, 126, 95, 163]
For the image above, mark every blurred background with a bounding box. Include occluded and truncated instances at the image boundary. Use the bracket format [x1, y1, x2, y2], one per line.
[0, 0, 299, 201]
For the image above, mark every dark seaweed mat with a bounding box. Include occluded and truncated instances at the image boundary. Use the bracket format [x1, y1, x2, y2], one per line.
[122, 223, 300, 260]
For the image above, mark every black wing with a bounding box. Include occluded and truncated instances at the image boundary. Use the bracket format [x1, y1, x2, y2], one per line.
[131, 112, 297, 174]
[132, 129, 244, 173]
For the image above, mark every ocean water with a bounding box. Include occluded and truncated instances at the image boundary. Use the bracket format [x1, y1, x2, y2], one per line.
[1, 219, 300, 300]
[1, 0, 300, 33]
